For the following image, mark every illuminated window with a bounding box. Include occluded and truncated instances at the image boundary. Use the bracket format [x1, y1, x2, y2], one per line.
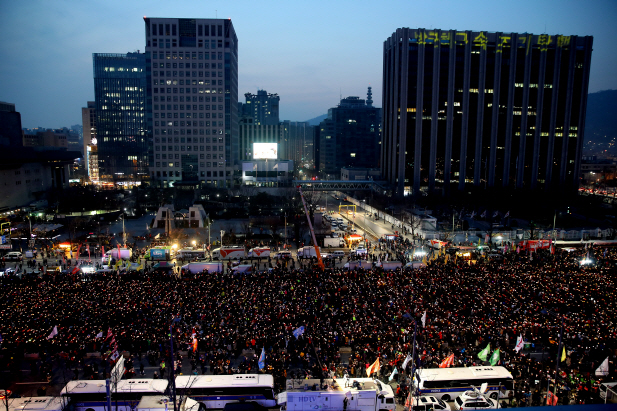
[350, 153, 356, 158]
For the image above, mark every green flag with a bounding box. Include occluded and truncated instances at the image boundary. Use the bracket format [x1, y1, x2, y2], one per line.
[478, 343, 490, 361]
[489, 349, 500, 366]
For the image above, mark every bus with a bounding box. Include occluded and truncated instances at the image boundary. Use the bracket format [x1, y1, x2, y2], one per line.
[176, 249, 206, 260]
[61, 379, 168, 411]
[414, 366, 514, 402]
[8, 397, 66, 411]
[175, 374, 276, 410]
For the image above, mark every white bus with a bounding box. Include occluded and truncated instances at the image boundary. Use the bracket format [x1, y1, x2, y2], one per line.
[8, 397, 66, 411]
[175, 374, 276, 409]
[414, 366, 514, 402]
[61, 379, 168, 411]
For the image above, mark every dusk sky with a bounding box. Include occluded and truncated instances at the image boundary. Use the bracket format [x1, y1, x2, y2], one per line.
[1, 0, 616, 129]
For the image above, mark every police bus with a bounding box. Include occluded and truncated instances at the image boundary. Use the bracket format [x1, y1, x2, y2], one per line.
[175, 374, 276, 410]
[414, 366, 514, 402]
[61, 379, 168, 411]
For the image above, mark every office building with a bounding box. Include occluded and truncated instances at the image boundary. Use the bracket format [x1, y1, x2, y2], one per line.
[318, 88, 381, 177]
[240, 90, 280, 126]
[282, 121, 313, 172]
[382, 28, 593, 196]
[144, 17, 239, 188]
[239, 117, 282, 161]
[0, 102, 23, 147]
[82, 101, 99, 183]
[93, 52, 148, 185]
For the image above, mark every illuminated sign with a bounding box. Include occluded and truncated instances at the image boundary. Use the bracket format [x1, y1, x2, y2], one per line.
[253, 143, 278, 160]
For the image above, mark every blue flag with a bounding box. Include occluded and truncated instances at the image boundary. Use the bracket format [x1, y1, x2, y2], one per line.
[293, 326, 305, 339]
[258, 347, 265, 370]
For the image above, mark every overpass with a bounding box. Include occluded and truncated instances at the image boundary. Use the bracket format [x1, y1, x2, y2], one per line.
[293, 180, 390, 193]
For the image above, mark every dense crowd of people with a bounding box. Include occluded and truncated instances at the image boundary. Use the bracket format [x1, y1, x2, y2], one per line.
[0, 243, 614, 407]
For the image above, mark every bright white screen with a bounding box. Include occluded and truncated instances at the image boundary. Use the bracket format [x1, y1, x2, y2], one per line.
[253, 143, 278, 159]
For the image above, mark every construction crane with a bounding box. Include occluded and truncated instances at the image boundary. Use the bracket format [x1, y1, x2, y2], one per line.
[297, 185, 325, 270]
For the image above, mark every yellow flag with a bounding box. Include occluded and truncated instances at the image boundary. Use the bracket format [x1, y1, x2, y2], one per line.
[561, 347, 566, 362]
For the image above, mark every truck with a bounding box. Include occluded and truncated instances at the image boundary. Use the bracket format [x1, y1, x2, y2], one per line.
[247, 246, 271, 259]
[296, 246, 321, 258]
[181, 261, 224, 274]
[278, 378, 396, 411]
[211, 246, 246, 260]
[324, 237, 345, 248]
[103, 248, 132, 261]
[148, 247, 170, 261]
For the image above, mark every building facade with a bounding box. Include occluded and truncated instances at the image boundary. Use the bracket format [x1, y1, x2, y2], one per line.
[240, 90, 280, 126]
[144, 17, 239, 188]
[318, 89, 381, 178]
[281, 121, 313, 173]
[381, 28, 593, 196]
[93, 53, 148, 185]
[239, 118, 282, 161]
[82, 101, 99, 183]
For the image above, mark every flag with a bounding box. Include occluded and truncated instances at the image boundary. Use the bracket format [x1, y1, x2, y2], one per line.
[258, 347, 265, 370]
[110, 350, 120, 361]
[105, 327, 114, 341]
[596, 357, 609, 376]
[293, 326, 305, 339]
[401, 354, 412, 370]
[192, 337, 198, 352]
[504, 211, 510, 218]
[389, 366, 398, 381]
[514, 334, 524, 353]
[561, 347, 566, 362]
[47, 326, 58, 340]
[489, 349, 500, 366]
[71, 266, 79, 275]
[478, 343, 490, 361]
[481, 210, 486, 218]
[493, 211, 499, 218]
[366, 358, 380, 376]
[485, 234, 489, 243]
[421, 311, 427, 328]
[470, 211, 476, 219]
[439, 354, 454, 368]
[546, 391, 558, 406]
[96, 331, 103, 339]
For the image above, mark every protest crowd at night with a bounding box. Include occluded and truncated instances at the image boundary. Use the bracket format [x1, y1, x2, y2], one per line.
[0, 241, 614, 407]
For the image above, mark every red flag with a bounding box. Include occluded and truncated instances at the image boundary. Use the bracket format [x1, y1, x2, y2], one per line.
[105, 327, 114, 341]
[439, 354, 454, 368]
[192, 337, 198, 352]
[366, 358, 380, 376]
[71, 266, 79, 275]
[102, 245, 105, 256]
[87, 244, 90, 259]
[117, 243, 121, 258]
[546, 391, 558, 406]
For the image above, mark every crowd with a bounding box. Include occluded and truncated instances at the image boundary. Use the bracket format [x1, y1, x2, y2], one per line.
[0, 243, 614, 407]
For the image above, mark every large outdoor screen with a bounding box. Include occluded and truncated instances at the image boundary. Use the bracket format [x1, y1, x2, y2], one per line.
[253, 143, 278, 159]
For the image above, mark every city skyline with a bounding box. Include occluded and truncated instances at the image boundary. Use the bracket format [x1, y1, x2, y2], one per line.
[1, 0, 616, 129]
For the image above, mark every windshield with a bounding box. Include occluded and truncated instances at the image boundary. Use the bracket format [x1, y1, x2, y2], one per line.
[455, 397, 463, 406]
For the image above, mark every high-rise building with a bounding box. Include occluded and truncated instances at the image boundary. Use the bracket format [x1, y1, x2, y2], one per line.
[241, 90, 280, 126]
[144, 17, 239, 188]
[93, 52, 148, 185]
[317, 88, 381, 177]
[282, 121, 313, 171]
[0, 102, 23, 147]
[82, 101, 98, 183]
[382, 28, 593, 196]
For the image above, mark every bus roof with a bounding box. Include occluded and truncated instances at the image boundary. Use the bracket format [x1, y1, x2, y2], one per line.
[176, 374, 274, 389]
[62, 379, 168, 395]
[8, 397, 66, 411]
[417, 366, 513, 381]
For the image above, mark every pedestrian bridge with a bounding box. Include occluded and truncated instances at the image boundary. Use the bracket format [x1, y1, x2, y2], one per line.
[293, 180, 390, 192]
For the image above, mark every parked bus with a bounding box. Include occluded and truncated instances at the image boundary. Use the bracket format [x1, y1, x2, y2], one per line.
[176, 249, 206, 260]
[61, 379, 168, 411]
[8, 397, 66, 411]
[414, 366, 514, 402]
[175, 374, 276, 410]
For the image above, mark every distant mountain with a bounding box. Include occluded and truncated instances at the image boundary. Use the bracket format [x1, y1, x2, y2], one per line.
[584, 90, 617, 156]
[305, 114, 327, 126]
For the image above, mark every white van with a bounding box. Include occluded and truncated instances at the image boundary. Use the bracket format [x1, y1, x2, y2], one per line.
[5, 252, 22, 261]
[332, 250, 346, 258]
